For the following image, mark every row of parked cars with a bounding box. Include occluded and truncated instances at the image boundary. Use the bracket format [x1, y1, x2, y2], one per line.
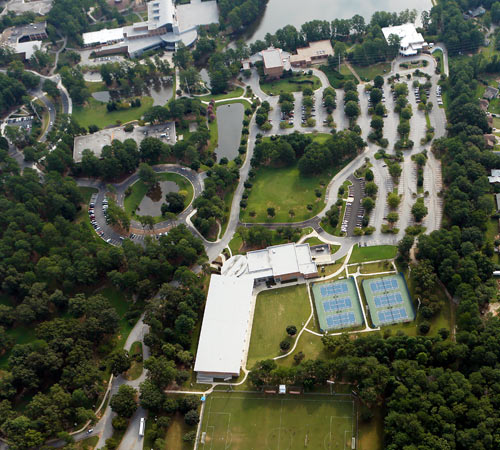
[89, 194, 113, 244]
[436, 85, 443, 106]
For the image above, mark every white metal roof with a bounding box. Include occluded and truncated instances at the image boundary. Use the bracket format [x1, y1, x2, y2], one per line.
[194, 275, 254, 375]
[83, 27, 124, 45]
[147, 0, 176, 30]
[382, 24, 425, 53]
[14, 40, 41, 59]
[242, 243, 317, 279]
[261, 48, 283, 69]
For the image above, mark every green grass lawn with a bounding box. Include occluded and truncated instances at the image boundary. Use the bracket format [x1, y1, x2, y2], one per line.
[73, 96, 153, 129]
[241, 163, 331, 223]
[351, 62, 391, 81]
[200, 392, 356, 450]
[247, 285, 310, 368]
[359, 261, 394, 274]
[124, 172, 194, 223]
[71, 436, 99, 450]
[162, 412, 198, 450]
[260, 75, 321, 95]
[349, 244, 397, 264]
[0, 325, 37, 368]
[197, 86, 244, 101]
[99, 286, 134, 350]
[319, 65, 357, 88]
[486, 217, 500, 264]
[126, 341, 143, 380]
[432, 49, 445, 74]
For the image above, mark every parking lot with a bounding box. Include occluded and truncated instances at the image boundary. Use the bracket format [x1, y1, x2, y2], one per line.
[7, 115, 34, 131]
[340, 176, 365, 236]
[73, 123, 176, 162]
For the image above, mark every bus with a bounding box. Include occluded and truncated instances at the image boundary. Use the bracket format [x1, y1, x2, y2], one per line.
[139, 417, 145, 437]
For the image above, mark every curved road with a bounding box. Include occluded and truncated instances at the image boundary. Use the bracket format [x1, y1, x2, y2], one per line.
[43, 47, 449, 449]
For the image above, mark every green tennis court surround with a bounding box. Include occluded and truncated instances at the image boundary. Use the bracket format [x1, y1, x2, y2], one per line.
[362, 274, 415, 327]
[311, 278, 364, 332]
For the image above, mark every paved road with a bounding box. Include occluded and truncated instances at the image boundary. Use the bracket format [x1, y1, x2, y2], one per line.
[199, 51, 447, 262]
[77, 164, 204, 246]
[36, 48, 449, 449]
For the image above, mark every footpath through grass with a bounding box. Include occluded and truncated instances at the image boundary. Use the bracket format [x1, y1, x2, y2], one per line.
[73, 96, 153, 129]
[348, 244, 397, 264]
[247, 284, 310, 368]
[196, 86, 244, 101]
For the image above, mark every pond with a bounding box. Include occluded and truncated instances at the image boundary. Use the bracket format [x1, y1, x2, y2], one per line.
[149, 81, 174, 106]
[92, 91, 111, 103]
[215, 103, 244, 162]
[200, 68, 211, 90]
[136, 180, 179, 217]
[245, 0, 432, 42]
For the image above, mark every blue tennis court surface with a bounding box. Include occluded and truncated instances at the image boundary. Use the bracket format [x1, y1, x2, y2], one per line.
[323, 297, 352, 312]
[377, 308, 408, 324]
[374, 293, 403, 308]
[326, 312, 356, 329]
[320, 283, 348, 297]
[370, 279, 398, 292]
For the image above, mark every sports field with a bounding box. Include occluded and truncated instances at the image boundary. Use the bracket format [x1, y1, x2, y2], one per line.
[311, 278, 364, 332]
[200, 392, 355, 450]
[362, 274, 415, 327]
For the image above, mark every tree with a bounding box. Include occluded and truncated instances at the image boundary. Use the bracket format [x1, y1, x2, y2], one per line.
[163, 192, 185, 214]
[411, 199, 428, 222]
[184, 409, 199, 426]
[344, 101, 360, 119]
[373, 75, 384, 89]
[109, 350, 131, 376]
[365, 182, 378, 197]
[387, 212, 399, 225]
[144, 356, 177, 389]
[280, 340, 291, 351]
[110, 385, 137, 418]
[370, 88, 383, 105]
[286, 325, 297, 337]
[267, 207, 275, 217]
[138, 163, 158, 185]
[362, 197, 375, 213]
[43, 79, 59, 98]
[387, 192, 400, 209]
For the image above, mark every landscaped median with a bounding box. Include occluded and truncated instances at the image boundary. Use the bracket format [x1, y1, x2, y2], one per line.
[260, 72, 321, 95]
[124, 172, 194, 224]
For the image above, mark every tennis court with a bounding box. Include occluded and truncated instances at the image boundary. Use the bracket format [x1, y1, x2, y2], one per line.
[200, 392, 356, 450]
[311, 278, 364, 332]
[362, 274, 415, 327]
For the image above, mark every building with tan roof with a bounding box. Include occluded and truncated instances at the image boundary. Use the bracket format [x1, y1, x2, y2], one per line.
[290, 39, 334, 68]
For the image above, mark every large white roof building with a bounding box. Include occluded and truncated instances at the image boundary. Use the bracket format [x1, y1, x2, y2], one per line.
[382, 23, 427, 56]
[222, 242, 318, 282]
[82, 0, 217, 57]
[194, 275, 254, 380]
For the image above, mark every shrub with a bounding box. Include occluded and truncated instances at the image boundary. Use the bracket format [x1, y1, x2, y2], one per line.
[280, 340, 291, 351]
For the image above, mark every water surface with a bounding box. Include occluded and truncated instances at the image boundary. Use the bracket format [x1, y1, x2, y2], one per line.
[137, 181, 179, 216]
[216, 103, 244, 162]
[246, 0, 432, 42]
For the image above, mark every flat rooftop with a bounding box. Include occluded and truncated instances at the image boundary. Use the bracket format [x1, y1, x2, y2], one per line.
[261, 48, 283, 69]
[223, 242, 318, 280]
[194, 275, 254, 376]
[290, 39, 334, 63]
